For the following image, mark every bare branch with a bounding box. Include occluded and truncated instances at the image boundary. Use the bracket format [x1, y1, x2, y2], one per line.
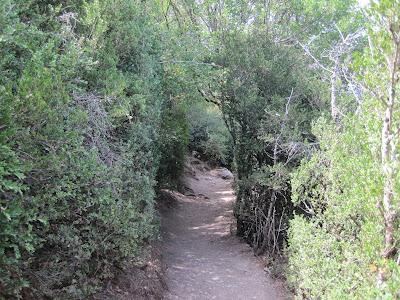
[297, 41, 333, 73]
[197, 88, 220, 106]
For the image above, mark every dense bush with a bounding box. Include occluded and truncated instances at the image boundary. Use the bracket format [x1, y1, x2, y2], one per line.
[174, 2, 400, 297]
[287, 2, 400, 298]
[213, 32, 321, 254]
[288, 112, 399, 298]
[2, 0, 400, 298]
[188, 102, 232, 167]
[157, 102, 189, 188]
[0, 0, 188, 298]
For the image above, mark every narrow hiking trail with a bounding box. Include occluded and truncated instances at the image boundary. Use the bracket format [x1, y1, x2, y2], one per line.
[162, 159, 285, 300]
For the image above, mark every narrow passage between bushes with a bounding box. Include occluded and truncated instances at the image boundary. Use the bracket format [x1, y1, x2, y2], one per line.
[162, 158, 285, 300]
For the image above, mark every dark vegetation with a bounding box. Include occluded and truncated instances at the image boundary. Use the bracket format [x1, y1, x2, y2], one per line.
[1, 0, 400, 299]
[0, 1, 185, 297]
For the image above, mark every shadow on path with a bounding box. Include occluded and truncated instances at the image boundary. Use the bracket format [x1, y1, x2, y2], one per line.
[162, 161, 285, 300]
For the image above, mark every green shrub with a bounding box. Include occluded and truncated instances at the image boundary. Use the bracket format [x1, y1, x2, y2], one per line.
[0, 0, 175, 298]
[157, 103, 189, 188]
[216, 32, 320, 253]
[0, 145, 38, 296]
[188, 102, 232, 167]
[288, 113, 400, 298]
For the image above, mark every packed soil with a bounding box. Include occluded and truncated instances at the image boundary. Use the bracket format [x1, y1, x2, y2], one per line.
[161, 159, 286, 300]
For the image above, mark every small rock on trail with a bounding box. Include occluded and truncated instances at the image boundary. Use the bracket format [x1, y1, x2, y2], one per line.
[218, 168, 234, 180]
[161, 160, 285, 300]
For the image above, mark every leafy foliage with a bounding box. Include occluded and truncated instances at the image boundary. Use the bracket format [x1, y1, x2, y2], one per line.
[2, 0, 400, 298]
[188, 101, 232, 166]
[0, 0, 188, 298]
[287, 1, 400, 298]
[214, 31, 321, 253]
[157, 101, 189, 188]
[288, 111, 399, 298]
[164, 1, 400, 298]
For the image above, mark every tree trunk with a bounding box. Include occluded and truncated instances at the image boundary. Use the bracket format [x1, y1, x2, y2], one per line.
[381, 33, 399, 258]
[381, 101, 396, 258]
[331, 62, 339, 122]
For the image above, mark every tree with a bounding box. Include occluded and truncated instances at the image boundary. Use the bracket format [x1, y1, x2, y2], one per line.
[287, 1, 400, 298]
[363, 0, 400, 260]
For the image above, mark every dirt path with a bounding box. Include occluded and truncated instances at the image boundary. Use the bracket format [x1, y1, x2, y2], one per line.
[162, 161, 285, 300]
